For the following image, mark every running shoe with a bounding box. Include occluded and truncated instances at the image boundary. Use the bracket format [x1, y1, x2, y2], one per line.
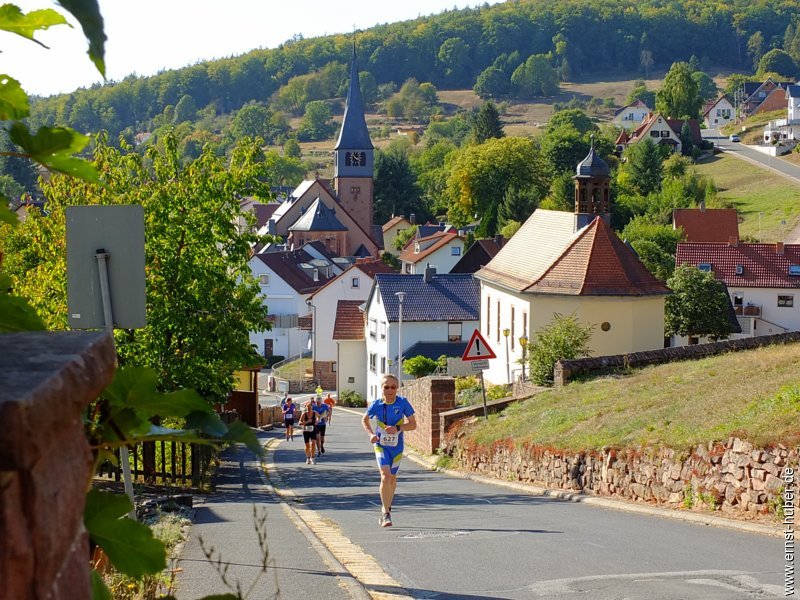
[379, 512, 392, 527]
[311, 458, 316, 465]
[305, 458, 310, 464]
[321, 447, 325, 454]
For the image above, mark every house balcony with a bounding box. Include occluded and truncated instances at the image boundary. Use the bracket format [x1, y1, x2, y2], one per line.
[734, 304, 761, 317]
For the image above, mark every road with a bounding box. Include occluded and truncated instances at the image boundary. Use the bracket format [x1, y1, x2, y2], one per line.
[267, 409, 785, 599]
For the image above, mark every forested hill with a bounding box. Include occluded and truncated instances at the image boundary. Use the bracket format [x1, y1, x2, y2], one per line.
[28, 0, 800, 140]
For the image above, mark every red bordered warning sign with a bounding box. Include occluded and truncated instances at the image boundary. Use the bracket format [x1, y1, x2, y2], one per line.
[461, 329, 497, 361]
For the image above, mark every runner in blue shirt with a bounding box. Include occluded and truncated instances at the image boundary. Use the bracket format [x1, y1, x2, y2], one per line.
[361, 374, 417, 527]
[313, 396, 331, 456]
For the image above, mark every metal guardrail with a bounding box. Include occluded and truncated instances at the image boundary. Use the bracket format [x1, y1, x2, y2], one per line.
[271, 350, 311, 372]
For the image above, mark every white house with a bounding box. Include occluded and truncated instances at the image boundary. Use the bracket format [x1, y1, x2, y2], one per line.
[305, 260, 395, 390]
[248, 242, 350, 362]
[332, 300, 368, 399]
[764, 85, 800, 147]
[702, 95, 735, 129]
[617, 112, 703, 155]
[399, 230, 465, 274]
[612, 99, 650, 130]
[676, 241, 800, 341]
[363, 269, 480, 401]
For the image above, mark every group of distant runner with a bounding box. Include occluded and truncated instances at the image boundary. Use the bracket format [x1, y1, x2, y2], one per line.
[281, 392, 334, 464]
[279, 374, 418, 528]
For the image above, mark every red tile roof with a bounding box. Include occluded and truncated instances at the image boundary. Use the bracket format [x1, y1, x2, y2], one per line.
[528, 217, 670, 296]
[382, 215, 411, 232]
[676, 242, 800, 288]
[332, 300, 365, 340]
[399, 231, 461, 264]
[673, 208, 739, 243]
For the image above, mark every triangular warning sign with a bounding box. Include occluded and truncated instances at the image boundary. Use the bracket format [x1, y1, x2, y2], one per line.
[462, 329, 497, 361]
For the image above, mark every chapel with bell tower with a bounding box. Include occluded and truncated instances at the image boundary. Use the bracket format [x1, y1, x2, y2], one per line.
[333, 43, 374, 232]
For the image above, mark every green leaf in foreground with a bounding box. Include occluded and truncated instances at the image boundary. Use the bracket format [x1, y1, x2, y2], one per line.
[0, 290, 45, 332]
[0, 74, 29, 120]
[224, 420, 264, 457]
[89, 570, 111, 600]
[84, 490, 165, 578]
[56, 0, 107, 76]
[0, 6, 68, 44]
[8, 123, 101, 183]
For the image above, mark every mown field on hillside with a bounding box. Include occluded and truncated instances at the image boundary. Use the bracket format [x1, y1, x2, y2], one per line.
[466, 342, 800, 453]
[695, 154, 800, 242]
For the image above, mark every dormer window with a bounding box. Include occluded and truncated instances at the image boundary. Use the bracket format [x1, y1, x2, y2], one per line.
[735, 265, 744, 275]
[698, 263, 712, 272]
[415, 243, 420, 253]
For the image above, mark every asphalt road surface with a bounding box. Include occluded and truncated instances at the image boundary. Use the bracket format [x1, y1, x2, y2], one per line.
[269, 409, 785, 599]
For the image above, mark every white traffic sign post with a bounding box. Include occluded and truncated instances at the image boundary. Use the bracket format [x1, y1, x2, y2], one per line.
[462, 330, 497, 419]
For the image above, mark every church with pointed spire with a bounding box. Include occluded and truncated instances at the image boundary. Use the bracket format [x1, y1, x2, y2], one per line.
[257, 43, 380, 258]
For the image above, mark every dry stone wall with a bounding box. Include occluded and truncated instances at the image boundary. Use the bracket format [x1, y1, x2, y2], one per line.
[444, 424, 797, 518]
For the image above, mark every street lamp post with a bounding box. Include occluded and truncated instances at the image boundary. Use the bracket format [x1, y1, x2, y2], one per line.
[306, 298, 316, 385]
[519, 336, 528, 381]
[395, 291, 405, 382]
[503, 328, 510, 383]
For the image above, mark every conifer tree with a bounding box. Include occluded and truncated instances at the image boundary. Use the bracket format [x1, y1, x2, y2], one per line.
[472, 101, 505, 144]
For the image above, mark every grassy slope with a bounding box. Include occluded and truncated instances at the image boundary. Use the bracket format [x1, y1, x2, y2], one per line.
[467, 342, 800, 452]
[694, 154, 800, 242]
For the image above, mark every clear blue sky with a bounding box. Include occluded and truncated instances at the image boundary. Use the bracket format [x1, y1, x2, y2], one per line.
[4, 1, 504, 97]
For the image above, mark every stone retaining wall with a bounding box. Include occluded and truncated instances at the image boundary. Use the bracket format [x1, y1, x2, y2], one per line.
[443, 426, 797, 518]
[555, 331, 800, 386]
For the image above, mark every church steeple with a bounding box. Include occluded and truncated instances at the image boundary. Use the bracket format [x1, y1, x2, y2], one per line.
[573, 135, 611, 232]
[333, 41, 374, 232]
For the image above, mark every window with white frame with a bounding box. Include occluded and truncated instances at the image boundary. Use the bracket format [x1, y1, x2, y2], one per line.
[380, 321, 386, 340]
[448, 322, 462, 342]
[259, 274, 270, 285]
[660, 130, 670, 137]
[369, 318, 377, 338]
[451, 246, 461, 256]
[369, 353, 377, 372]
[351, 277, 360, 288]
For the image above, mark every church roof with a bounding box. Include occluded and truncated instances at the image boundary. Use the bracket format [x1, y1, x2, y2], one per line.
[528, 217, 670, 296]
[334, 44, 373, 151]
[477, 210, 669, 297]
[288, 197, 347, 232]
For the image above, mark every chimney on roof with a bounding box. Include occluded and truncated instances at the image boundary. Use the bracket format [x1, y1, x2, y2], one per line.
[728, 236, 739, 247]
[494, 234, 505, 248]
[409, 213, 416, 224]
[424, 265, 436, 283]
[776, 242, 785, 255]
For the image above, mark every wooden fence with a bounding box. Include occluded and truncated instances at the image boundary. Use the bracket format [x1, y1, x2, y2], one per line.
[97, 440, 215, 488]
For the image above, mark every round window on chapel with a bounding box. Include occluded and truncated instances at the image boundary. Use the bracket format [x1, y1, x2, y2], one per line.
[601, 321, 611, 332]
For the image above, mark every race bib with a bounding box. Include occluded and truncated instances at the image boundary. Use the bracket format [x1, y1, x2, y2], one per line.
[303, 425, 315, 432]
[380, 433, 399, 447]
[284, 414, 293, 420]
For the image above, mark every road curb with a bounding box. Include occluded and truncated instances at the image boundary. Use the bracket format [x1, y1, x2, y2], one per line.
[404, 449, 783, 538]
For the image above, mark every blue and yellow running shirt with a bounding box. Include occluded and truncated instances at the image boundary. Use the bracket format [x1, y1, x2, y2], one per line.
[366, 396, 415, 450]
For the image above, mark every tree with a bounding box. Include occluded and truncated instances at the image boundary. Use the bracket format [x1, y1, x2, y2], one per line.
[471, 101, 505, 144]
[283, 137, 301, 158]
[2, 133, 271, 400]
[656, 62, 702, 119]
[626, 81, 655, 109]
[618, 138, 663, 196]
[231, 101, 272, 140]
[510, 54, 559, 98]
[527, 313, 593, 386]
[438, 37, 471, 86]
[747, 31, 766, 70]
[621, 215, 683, 281]
[444, 137, 550, 235]
[679, 121, 695, 157]
[691, 71, 718, 101]
[393, 224, 418, 251]
[474, 66, 509, 99]
[499, 219, 521, 239]
[546, 109, 595, 135]
[297, 100, 336, 141]
[173, 94, 197, 123]
[498, 185, 536, 226]
[758, 49, 799, 79]
[373, 147, 426, 226]
[665, 264, 735, 342]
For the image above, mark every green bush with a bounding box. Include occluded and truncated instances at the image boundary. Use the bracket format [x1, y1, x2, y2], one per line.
[403, 355, 439, 378]
[338, 389, 367, 407]
[529, 313, 593, 385]
[486, 384, 510, 400]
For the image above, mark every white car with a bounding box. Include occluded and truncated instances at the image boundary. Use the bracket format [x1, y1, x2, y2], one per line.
[729, 134, 741, 142]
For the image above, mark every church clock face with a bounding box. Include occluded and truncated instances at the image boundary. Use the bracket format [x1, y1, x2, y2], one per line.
[351, 152, 360, 166]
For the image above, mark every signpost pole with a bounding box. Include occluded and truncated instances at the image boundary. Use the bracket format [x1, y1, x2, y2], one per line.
[479, 370, 488, 420]
[95, 249, 136, 520]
